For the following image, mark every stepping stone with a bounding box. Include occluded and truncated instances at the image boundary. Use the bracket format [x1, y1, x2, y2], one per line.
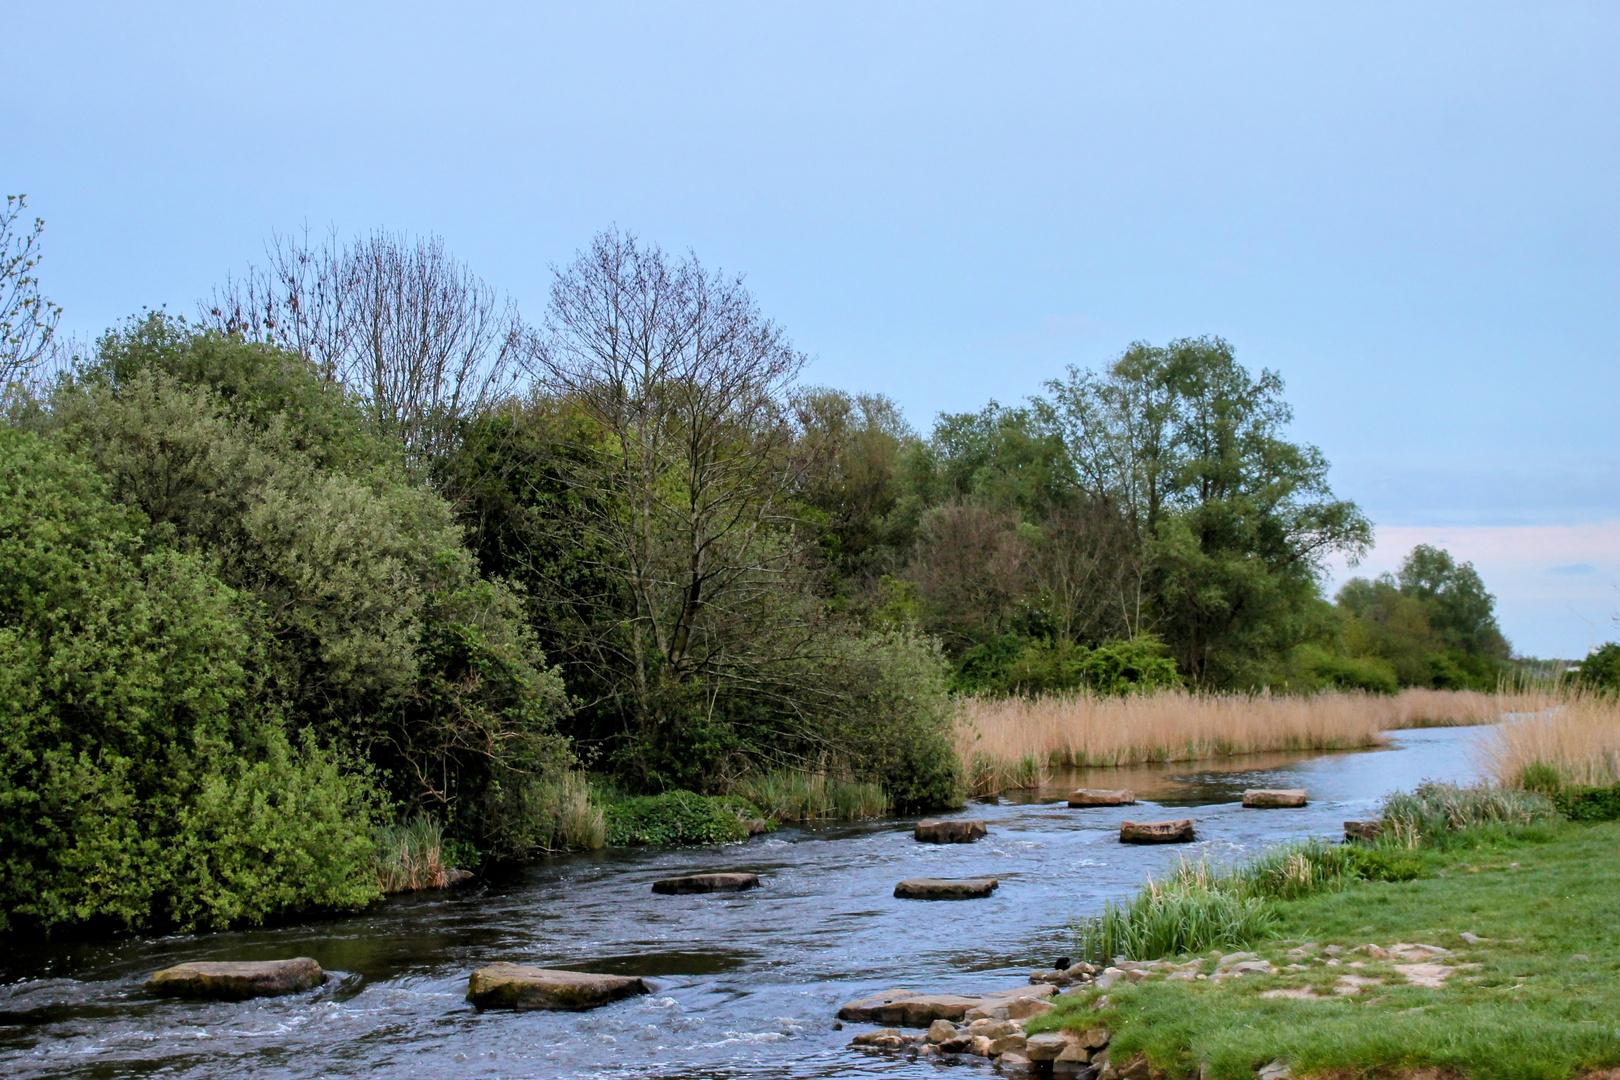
[465, 964, 650, 1010]
[145, 958, 324, 1000]
[913, 818, 988, 843]
[1119, 819, 1195, 844]
[651, 872, 760, 894]
[1068, 788, 1136, 807]
[894, 877, 998, 900]
[1344, 819, 1383, 842]
[1243, 789, 1308, 808]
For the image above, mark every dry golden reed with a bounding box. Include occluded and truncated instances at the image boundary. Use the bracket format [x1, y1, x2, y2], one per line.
[957, 688, 1556, 795]
[1484, 692, 1620, 788]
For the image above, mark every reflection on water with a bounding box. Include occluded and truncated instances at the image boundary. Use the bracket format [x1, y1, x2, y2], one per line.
[0, 725, 1491, 1079]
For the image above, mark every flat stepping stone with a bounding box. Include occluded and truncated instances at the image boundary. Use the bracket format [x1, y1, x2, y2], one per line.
[145, 958, 324, 999]
[651, 872, 760, 894]
[1243, 788, 1307, 808]
[1119, 819, 1195, 844]
[466, 964, 650, 1010]
[1068, 788, 1136, 806]
[1344, 819, 1383, 842]
[894, 877, 998, 900]
[913, 818, 987, 843]
[837, 983, 1055, 1025]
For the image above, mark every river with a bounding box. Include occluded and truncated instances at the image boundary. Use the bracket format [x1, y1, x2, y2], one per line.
[0, 725, 1492, 1079]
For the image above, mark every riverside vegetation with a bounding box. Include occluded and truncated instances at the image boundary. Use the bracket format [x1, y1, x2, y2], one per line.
[1, 209, 1611, 938]
[1025, 697, 1620, 1079]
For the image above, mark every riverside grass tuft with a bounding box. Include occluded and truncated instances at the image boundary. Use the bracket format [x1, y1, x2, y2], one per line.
[731, 769, 889, 821]
[957, 688, 1552, 795]
[374, 816, 452, 892]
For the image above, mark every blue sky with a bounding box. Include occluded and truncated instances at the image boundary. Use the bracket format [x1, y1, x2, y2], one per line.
[7, 2, 1617, 657]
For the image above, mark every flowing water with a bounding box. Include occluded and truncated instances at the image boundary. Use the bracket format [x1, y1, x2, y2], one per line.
[0, 725, 1491, 1079]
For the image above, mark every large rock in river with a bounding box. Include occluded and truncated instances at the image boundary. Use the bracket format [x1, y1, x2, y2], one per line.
[1243, 789, 1308, 808]
[146, 958, 324, 999]
[837, 984, 1056, 1026]
[914, 819, 988, 843]
[1068, 789, 1136, 807]
[651, 872, 760, 894]
[894, 877, 998, 900]
[1119, 819, 1195, 844]
[466, 964, 650, 1010]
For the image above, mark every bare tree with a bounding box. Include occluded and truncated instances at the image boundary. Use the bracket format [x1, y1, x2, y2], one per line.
[521, 229, 810, 774]
[206, 228, 519, 464]
[1, 195, 62, 388]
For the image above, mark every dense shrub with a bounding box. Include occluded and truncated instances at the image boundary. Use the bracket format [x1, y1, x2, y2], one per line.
[45, 318, 574, 855]
[950, 634, 1181, 697]
[1575, 643, 1620, 692]
[818, 629, 965, 811]
[0, 426, 381, 932]
[603, 790, 758, 846]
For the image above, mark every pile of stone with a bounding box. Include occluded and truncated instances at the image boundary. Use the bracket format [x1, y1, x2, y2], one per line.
[1028, 961, 1097, 988]
[850, 1015, 1110, 1072]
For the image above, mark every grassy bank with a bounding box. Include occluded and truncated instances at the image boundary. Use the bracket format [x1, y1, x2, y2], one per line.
[1032, 818, 1620, 1079]
[957, 688, 1555, 796]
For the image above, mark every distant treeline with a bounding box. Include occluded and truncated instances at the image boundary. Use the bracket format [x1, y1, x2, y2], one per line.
[0, 217, 1556, 936]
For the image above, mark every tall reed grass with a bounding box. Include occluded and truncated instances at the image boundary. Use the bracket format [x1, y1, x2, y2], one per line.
[1484, 692, 1620, 789]
[732, 769, 889, 821]
[374, 815, 451, 892]
[524, 772, 607, 851]
[959, 688, 1553, 795]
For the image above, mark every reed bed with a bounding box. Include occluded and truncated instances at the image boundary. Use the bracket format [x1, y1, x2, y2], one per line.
[959, 688, 1554, 795]
[1484, 692, 1620, 789]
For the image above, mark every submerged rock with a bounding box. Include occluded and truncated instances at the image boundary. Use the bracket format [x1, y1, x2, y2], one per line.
[1243, 789, 1308, 808]
[1067, 789, 1136, 807]
[1118, 819, 1195, 844]
[651, 872, 760, 894]
[145, 958, 324, 1000]
[465, 964, 649, 1010]
[894, 877, 998, 900]
[913, 818, 988, 843]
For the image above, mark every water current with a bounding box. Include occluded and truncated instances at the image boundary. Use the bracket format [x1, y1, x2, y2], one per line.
[0, 725, 1492, 1080]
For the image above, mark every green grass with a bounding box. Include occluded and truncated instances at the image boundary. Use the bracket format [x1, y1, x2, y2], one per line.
[1032, 821, 1620, 1079]
[732, 769, 889, 821]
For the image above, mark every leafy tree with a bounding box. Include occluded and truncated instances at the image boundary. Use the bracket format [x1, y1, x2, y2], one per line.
[1044, 337, 1371, 684]
[1, 195, 62, 387]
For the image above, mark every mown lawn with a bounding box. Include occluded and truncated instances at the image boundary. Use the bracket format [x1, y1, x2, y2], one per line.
[1029, 822, 1620, 1079]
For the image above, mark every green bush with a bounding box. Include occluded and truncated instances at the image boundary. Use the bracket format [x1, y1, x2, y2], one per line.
[603, 790, 758, 846]
[1549, 783, 1620, 823]
[1575, 642, 1620, 692]
[1292, 644, 1399, 694]
[950, 634, 1181, 697]
[47, 317, 574, 855]
[0, 426, 381, 932]
[1342, 846, 1424, 882]
[818, 629, 964, 812]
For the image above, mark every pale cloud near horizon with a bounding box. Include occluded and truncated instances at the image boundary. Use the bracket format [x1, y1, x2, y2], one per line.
[1326, 520, 1620, 660]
